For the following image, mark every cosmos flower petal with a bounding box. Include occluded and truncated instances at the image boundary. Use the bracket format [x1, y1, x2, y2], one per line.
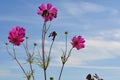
[47, 3, 52, 10]
[39, 4, 46, 10]
[8, 26, 25, 46]
[37, 3, 57, 22]
[71, 35, 85, 50]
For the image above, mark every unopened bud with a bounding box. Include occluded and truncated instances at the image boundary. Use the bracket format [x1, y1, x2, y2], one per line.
[26, 36, 29, 39]
[49, 31, 57, 41]
[50, 77, 54, 80]
[34, 43, 37, 46]
[5, 42, 8, 45]
[64, 31, 68, 35]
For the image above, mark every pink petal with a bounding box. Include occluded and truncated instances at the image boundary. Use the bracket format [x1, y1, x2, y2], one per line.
[47, 3, 52, 10]
[39, 4, 46, 10]
[37, 10, 43, 15]
[50, 8, 57, 14]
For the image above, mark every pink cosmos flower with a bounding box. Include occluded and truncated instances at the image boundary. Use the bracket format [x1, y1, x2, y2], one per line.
[71, 36, 85, 50]
[37, 3, 57, 22]
[8, 26, 25, 46]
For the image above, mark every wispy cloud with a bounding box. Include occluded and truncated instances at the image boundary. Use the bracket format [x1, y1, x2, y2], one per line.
[60, 1, 119, 17]
[48, 37, 120, 67]
[0, 69, 21, 78]
[0, 16, 41, 24]
[97, 29, 120, 40]
[0, 61, 22, 79]
[61, 2, 106, 16]
[74, 65, 120, 70]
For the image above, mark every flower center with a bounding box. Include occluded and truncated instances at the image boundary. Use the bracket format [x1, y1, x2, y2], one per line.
[12, 38, 18, 43]
[51, 13, 55, 17]
[42, 10, 49, 17]
[74, 41, 78, 46]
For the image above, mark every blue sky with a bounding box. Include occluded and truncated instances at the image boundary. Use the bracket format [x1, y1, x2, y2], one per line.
[1, 0, 120, 80]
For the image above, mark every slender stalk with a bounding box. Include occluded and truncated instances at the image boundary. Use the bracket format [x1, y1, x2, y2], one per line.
[12, 46, 28, 78]
[65, 48, 73, 62]
[30, 45, 36, 80]
[32, 45, 36, 57]
[58, 48, 73, 80]
[46, 40, 54, 68]
[24, 37, 35, 80]
[58, 64, 65, 80]
[23, 37, 30, 57]
[65, 33, 68, 54]
[46, 21, 51, 32]
[25, 37, 29, 57]
[42, 21, 47, 80]
[14, 57, 28, 78]
[44, 69, 47, 80]
[48, 40, 54, 58]
[29, 63, 35, 80]
[6, 45, 14, 58]
[58, 33, 68, 80]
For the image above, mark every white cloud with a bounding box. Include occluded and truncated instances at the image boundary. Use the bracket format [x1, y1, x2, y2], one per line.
[97, 29, 120, 40]
[0, 62, 22, 79]
[61, 2, 106, 16]
[109, 9, 119, 16]
[61, 1, 119, 17]
[49, 38, 120, 67]
[0, 69, 21, 78]
[80, 2, 106, 13]
[0, 16, 40, 24]
[74, 65, 120, 70]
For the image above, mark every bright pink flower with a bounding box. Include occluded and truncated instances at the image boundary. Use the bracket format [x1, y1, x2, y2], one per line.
[37, 3, 57, 22]
[71, 36, 85, 50]
[8, 26, 25, 46]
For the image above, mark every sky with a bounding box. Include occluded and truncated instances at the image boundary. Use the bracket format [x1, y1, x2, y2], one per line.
[1, 0, 120, 80]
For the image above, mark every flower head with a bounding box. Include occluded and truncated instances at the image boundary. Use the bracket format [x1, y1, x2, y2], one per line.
[49, 31, 57, 41]
[37, 3, 57, 22]
[71, 36, 85, 50]
[8, 26, 25, 46]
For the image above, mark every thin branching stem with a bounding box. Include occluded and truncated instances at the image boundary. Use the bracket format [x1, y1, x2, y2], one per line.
[32, 45, 36, 57]
[14, 57, 28, 78]
[29, 62, 35, 80]
[42, 21, 47, 80]
[23, 43, 29, 57]
[24, 37, 35, 80]
[46, 40, 54, 68]
[46, 21, 51, 32]
[65, 33, 67, 54]
[58, 48, 73, 80]
[12, 45, 28, 78]
[6, 45, 14, 58]
[65, 48, 73, 62]
[58, 64, 65, 80]
[48, 40, 54, 58]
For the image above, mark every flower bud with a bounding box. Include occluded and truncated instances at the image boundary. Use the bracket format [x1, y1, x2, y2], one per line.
[26, 36, 29, 39]
[50, 77, 54, 80]
[64, 31, 68, 35]
[49, 31, 57, 41]
[34, 43, 37, 46]
[5, 42, 8, 45]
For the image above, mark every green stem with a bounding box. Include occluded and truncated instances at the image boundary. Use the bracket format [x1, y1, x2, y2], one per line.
[29, 63, 35, 80]
[59, 48, 73, 80]
[65, 48, 73, 62]
[58, 64, 65, 80]
[12, 46, 28, 78]
[42, 21, 47, 80]
[48, 40, 54, 58]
